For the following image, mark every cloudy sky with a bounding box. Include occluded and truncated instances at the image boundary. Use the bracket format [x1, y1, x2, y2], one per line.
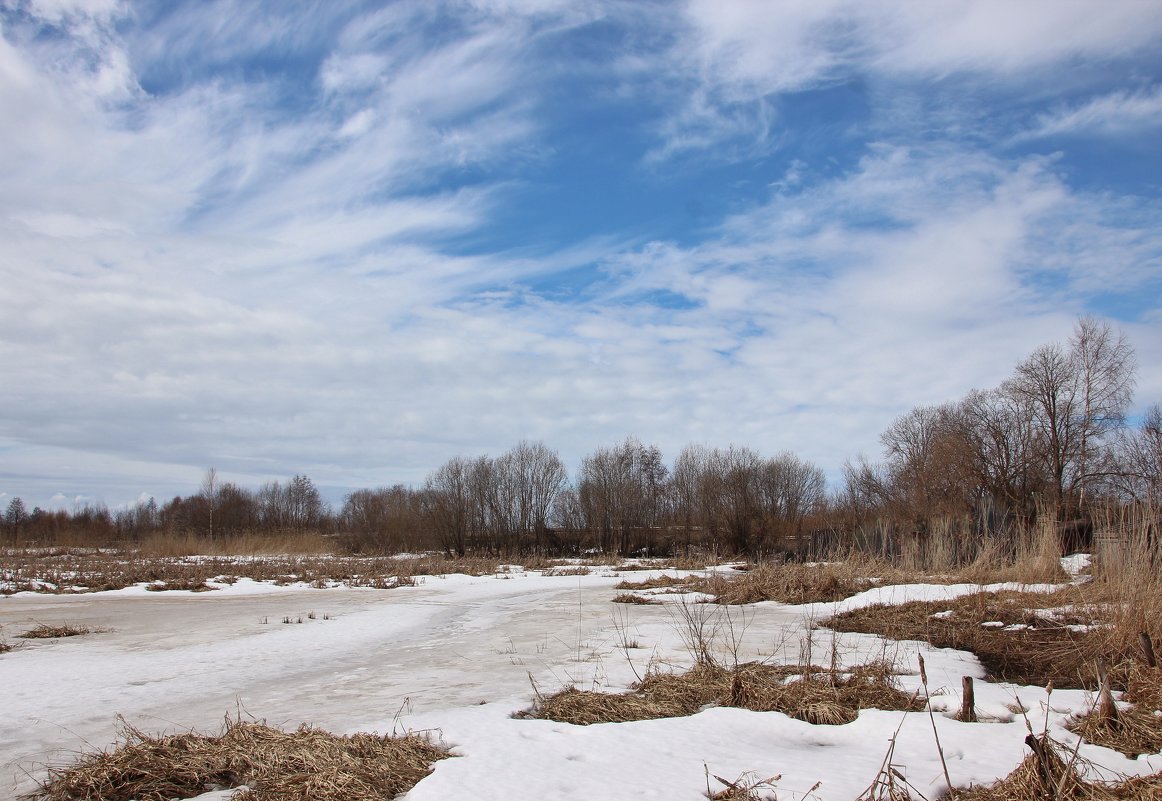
[2, 0, 1160, 510]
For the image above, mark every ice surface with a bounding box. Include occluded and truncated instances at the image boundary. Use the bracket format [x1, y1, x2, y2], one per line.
[1, 566, 1155, 799]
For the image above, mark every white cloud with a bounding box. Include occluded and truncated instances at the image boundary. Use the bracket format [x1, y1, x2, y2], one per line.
[1, 1, 1159, 508]
[643, 0, 1162, 160]
[1018, 86, 1162, 140]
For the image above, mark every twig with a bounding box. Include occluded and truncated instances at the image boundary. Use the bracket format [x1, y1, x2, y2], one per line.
[918, 654, 956, 799]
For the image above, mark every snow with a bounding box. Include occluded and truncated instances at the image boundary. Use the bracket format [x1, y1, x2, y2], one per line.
[1, 563, 1157, 799]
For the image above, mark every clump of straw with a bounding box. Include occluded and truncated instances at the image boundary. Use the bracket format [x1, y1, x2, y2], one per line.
[30, 717, 450, 801]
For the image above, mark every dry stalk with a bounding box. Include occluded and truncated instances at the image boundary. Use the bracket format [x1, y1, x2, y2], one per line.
[28, 716, 450, 801]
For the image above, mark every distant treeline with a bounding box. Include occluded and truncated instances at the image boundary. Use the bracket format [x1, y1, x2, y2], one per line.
[4, 317, 1160, 558]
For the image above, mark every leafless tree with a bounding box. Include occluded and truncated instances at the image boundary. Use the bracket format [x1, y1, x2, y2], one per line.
[1114, 404, 1162, 504]
[958, 388, 1046, 517]
[201, 467, 218, 539]
[1003, 318, 1136, 515]
[578, 437, 668, 555]
[424, 456, 477, 556]
[1070, 316, 1136, 505]
[492, 440, 567, 553]
[342, 485, 426, 552]
[1005, 342, 1083, 513]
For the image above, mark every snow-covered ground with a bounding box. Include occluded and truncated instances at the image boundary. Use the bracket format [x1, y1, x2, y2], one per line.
[1, 560, 1156, 800]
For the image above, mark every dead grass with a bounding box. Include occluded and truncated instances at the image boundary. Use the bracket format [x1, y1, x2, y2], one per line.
[615, 573, 694, 591]
[827, 588, 1117, 689]
[136, 531, 339, 558]
[20, 623, 93, 639]
[29, 717, 450, 801]
[146, 577, 217, 592]
[1069, 663, 1162, 757]
[706, 771, 785, 800]
[693, 562, 871, 605]
[540, 566, 591, 576]
[956, 732, 1162, 800]
[522, 660, 920, 726]
[0, 549, 529, 595]
[612, 592, 660, 605]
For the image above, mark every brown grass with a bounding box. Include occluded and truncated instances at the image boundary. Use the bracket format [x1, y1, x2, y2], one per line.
[693, 562, 870, 605]
[540, 566, 591, 576]
[29, 717, 450, 801]
[706, 771, 786, 800]
[0, 549, 527, 595]
[1069, 663, 1162, 757]
[612, 592, 660, 605]
[522, 660, 920, 726]
[956, 732, 1162, 800]
[827, 588, 1116, 689]
[20, 623, 93, 639]
[615, 573, 694, 591]
[135, 531, 339, 558]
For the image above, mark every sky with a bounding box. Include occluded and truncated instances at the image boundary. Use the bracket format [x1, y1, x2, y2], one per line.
[1, 0, 1161, 511]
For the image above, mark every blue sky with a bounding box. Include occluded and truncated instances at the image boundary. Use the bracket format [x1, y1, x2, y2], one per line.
[1, 0, 1161, 510]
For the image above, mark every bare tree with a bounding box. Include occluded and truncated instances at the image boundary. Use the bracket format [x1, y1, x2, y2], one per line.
[671, 444, 713, 552]
[759, 452, 826, 543]
[201, 467, 218, 540]
[1005, 342, 1081, 513]
[4, 497, 27, 543]
[493, 440, 567, 552]
[959, 388, 1046, 517]
[424, 456, 477, 556]
[1115, 404, 1162, 504]
[1071, 316, 1136, 505]
[1004, 319, 1136, 515]
[578, 437, 668, 555]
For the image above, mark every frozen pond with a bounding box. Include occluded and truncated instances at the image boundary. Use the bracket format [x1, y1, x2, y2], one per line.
[1, 569, 1154, 800]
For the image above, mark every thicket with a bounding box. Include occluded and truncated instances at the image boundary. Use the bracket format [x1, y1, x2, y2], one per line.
[4, 316, 1159, 560]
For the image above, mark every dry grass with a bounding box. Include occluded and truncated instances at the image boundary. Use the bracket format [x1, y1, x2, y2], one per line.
[20, 623, 93, 639]
[615, 573, 694, 591]
[827, 588, 1116, 689]
[540, 566, 591, 576]
[612, 592, 660, 605]
[1069, 664, 1162, 757]
[522, 660, 920, 726]
[706, 771, 785, 800]
[956, 732, 1162, 800]
[136, 531, 338, 558]
[29, 717, 450, 801]
[693, 562, 870, 605]
[0, 549, 530, 595]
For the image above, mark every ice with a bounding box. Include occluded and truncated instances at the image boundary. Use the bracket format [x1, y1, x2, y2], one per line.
[1, 568, 1155, 800]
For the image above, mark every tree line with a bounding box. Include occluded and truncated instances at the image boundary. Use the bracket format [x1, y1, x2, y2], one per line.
[4, 317, 1159, 557]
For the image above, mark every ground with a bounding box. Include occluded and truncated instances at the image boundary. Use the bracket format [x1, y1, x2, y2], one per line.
[0, 561, 1157, 800]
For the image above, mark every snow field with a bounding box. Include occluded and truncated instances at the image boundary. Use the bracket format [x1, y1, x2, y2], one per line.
[1, 560, 1156, 800]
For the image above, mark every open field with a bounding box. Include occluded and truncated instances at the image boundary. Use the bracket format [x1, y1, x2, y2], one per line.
[2, 552, 1160, 800]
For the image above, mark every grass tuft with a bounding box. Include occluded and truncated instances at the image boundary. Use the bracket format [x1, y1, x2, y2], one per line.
[612, 593, 660, 605]
[827, 588, 1116, 689]
[956, 731, 1162, 800]
[1069, 663, 1162, 757]
[521, 660, 920, 726]
[30, 717, 450, 801]
[20, 623, 93, 639]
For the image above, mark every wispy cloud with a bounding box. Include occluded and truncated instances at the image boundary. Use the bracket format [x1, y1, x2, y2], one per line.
[1016, 86, 1162, 141]
[1, 1, 1159, 507]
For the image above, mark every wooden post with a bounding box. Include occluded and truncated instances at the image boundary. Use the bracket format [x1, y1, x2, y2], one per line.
[1096, 659, 1119, 729]
[1140, 632, 1157, 668]
[958, 676, 977, 722]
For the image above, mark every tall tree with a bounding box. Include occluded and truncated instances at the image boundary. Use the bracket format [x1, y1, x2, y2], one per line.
[1070, 316, 1136, 505]
[201, 467, 218, 539]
